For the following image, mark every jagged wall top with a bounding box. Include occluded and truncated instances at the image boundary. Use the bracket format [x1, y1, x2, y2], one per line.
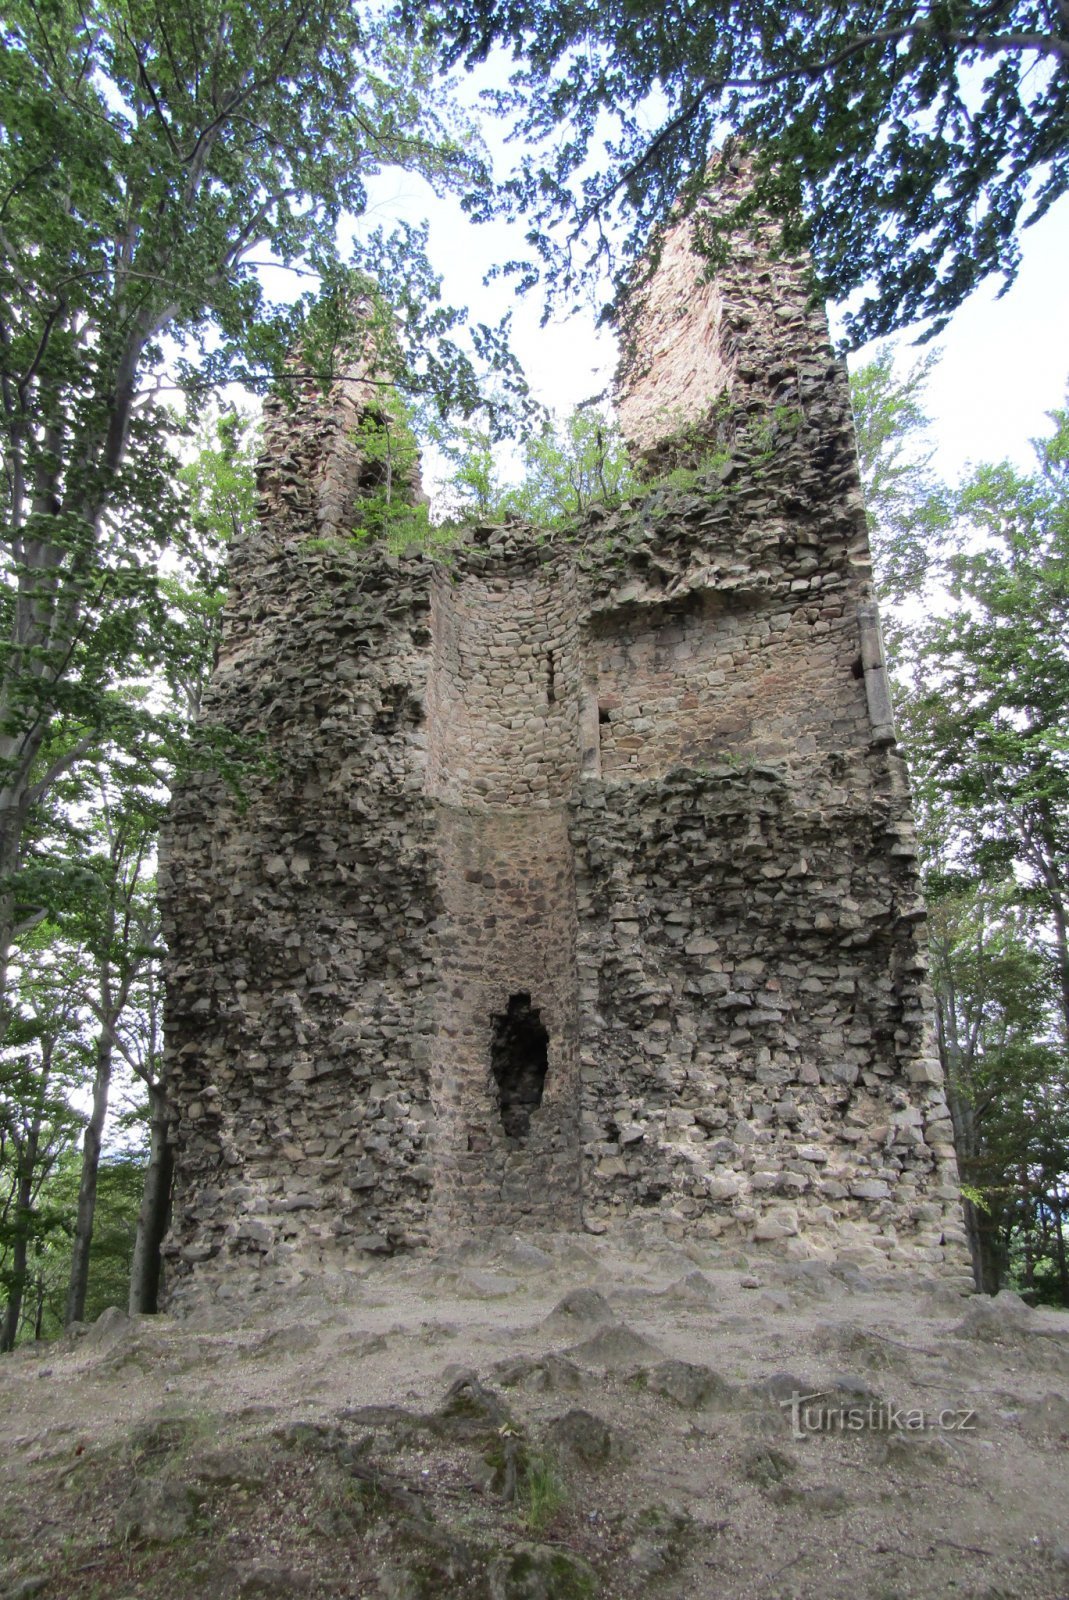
[615, 162, 825, 468]
[254, 302, 423, 553]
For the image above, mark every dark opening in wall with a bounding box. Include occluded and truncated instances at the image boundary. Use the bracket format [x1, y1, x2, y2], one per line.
[490, 993, 549, 1140]
[358, 460, 387, 492]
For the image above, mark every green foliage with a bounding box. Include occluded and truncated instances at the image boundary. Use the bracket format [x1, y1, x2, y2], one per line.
[439, 424, 508, 520]
[519, 1452, 568, 1534]
[347, 395, 431, 548]
[417, 0, 1068, 344]
[18, 1151, 145, 1339]
[850, 346, 954, 604]
[854, 349, 1069, 1300]
[637, 395, 789, 497]
[168, 410, 259, 715]
[443, 405, 635, 527]
[902, 407, 1069, 940]
[0, 0, 531, 1018]
[858, 369, 1069, 1301]
[922, 879, 1069, 1294]
[642, 451, 731, 506]
[0, 952, 89, 1344]
[302, 394, 467, 555]
[750, 404, 805, 457]
[0, 1052, 83, 1278]
[1, 772, 166, 1343]
[655, 465, 707, 496]
[1017, 1244, 1069, 1307]
[440, 392, 803, 537]
[179, 412, 260, 548]
[502, 407, 636, 526]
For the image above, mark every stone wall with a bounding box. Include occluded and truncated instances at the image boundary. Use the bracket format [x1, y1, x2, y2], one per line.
[426, 544, 581, 807]
[430, 803, 582, 1231]
[160, 202, 968, 1297]
[573, 769, 954, 1260]
[160, 355, 444, 1278]
[426, 539, 584, 1229]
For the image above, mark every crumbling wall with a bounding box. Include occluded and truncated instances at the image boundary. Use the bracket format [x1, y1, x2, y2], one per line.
[566, 176, 963, 1266]
[426, 536, 583, 1230]
[573, 770, 956, 1260]
[161, 195, 968, 1292]
[616, 158, 837, 475]
[161, 361, 443, 1293]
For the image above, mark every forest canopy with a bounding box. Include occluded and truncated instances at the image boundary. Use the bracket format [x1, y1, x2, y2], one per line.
[417, 0, 1069, 343]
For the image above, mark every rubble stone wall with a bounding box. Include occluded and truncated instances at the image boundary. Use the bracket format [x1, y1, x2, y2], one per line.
[160, 195, 969, 1297]
[161, 366, 445, 1284]
[426, 549, 581, 807]
[572, 770, 958, 1263]
[426, 543, 583, 1230]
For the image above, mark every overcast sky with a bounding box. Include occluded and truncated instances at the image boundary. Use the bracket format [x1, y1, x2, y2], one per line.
[356, 153, 1068, 496]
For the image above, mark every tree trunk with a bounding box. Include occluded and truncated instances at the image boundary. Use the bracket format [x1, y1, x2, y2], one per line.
[963, 1196, 1005, 1294]
[0, 791, 30, 1016]
[128, 1080, 174, 1315]
[63, 1030, 113, 1326]
[1023, 1233, 1035, 1288]
[0, 1114, 42, 1352]
[1050, 1186, 1069, 1303]
[941, 1062, 997, 1293]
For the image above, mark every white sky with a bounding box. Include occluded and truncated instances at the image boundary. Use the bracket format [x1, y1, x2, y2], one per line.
[357, 156, 1069, 493]
[877, 196, 1069, 481]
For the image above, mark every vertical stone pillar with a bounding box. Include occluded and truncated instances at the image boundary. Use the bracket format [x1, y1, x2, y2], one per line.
[425, 533, 583, 1231]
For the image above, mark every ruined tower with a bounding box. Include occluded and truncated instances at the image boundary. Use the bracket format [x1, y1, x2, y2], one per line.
[159, 197, 968, 1295]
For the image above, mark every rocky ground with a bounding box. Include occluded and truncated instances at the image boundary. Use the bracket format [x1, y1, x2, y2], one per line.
[1, 1228, 1067, 1600]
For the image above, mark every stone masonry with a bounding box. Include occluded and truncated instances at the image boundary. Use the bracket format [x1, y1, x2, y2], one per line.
[160, 191, 969, 1296]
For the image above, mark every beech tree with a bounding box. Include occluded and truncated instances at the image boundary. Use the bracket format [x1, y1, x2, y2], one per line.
[922, 867, 1067, 1292]
[904, 409, 1069, 1042]
[60, 784, 160, 1326]
[500, 408, 635, 527]
[0, 949, 85, 1349]
[0, 0, 521, 1011]
[421, 0, 1068, 341]
[849, 346, 953, 606]
[899, 409, 1069, 1297]
[442, 405, 635, 525]
[853, 352, 1069, 1298]
[0, 402, 250, 1335]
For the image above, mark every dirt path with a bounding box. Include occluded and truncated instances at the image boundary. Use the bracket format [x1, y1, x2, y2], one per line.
[1, 1229, 1067, 1599]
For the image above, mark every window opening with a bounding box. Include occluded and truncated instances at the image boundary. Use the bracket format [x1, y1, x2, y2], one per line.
[490, 993, 549, 1140]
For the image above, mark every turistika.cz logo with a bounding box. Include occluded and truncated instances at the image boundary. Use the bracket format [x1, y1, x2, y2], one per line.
[781, 1391, 977, 1441]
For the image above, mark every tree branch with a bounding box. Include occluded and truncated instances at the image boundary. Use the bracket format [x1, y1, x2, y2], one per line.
[591, 18, 1069, 223]
[23, 734, 101, 809]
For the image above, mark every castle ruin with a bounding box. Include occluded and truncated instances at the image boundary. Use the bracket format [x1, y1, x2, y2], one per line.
[159, 191, 968, 1293]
